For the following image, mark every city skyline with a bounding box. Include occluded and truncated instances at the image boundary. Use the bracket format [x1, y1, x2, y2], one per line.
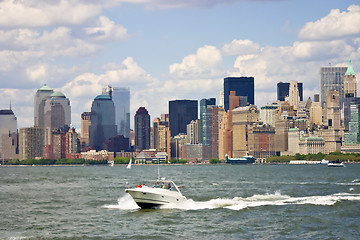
[0, 1, 359, 130]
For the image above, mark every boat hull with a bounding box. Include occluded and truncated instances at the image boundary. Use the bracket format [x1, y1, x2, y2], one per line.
[125, 187, 187, 209]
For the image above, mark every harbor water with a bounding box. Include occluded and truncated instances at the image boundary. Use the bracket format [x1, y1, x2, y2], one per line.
[1, 164, 359, 239]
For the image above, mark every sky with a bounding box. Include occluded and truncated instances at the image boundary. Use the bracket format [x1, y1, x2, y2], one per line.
[0, 0, 359, 130]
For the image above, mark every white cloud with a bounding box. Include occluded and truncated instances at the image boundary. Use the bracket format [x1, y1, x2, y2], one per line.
[169, 45, 224, 79]
[222, 39, 261, 56]
[299, 5, 360, 40]
[0, 0, 101, 27]
[85, 16, 128, 41]
[26, 64, 48, 82]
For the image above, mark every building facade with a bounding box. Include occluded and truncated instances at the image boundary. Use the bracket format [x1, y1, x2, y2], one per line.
[34, 84, 54, 127]
[134, 107, 150, 151]
[103, 86, 130, 138]
[169, 100, 198, 137]
[224, 77, 254, 111]
[43, 92, 71, 130]
[19, 127, 45, 160]
[200, 98, 216, 144]
[277, 82, 303, 102]
[89, 95, 117, 150]
[319, 66, 347, 108]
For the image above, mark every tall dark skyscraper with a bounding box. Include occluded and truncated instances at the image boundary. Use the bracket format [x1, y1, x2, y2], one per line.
[134, 107, 150, 150]
[89, 94, 117, 150]
[200, 98, 216, 144]
[277, 82, 303, 102]
[169, 100, 198, 137]
[224, 77, 254, 112]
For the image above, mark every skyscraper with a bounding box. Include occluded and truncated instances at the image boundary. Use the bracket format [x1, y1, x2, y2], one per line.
[169, 100, 198, 137]
[89, 94, 117, 150]
[80, 112, 91, 148]
[200, 98, 216, 144]
[19, 127, 44, 160]
[43, 92, 71, 130]
[0, 109, 18, 160]
[319, 66, 347, 108]
[224, 77, 254, 112]
[134, 107, 150, 150]
[103, 86, 130, 138]
[34, 84, 54, 127]
[277, 82, 303, 102]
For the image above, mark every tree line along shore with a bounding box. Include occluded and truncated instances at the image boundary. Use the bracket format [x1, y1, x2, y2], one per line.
[1, 152, 360, 166]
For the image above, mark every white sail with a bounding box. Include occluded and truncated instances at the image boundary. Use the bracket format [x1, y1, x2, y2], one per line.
[126, 159, 132, 169]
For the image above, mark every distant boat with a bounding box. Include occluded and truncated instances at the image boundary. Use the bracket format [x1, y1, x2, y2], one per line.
[327, 160, 345, 167]
[225, 154, 256, 164]
[126, 159, 132, 169]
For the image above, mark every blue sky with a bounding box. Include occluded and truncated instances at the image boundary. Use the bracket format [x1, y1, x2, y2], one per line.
[0, 0, 359, 130]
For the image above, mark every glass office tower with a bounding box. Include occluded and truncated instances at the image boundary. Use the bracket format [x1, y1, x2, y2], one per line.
[319, 67, 347, 108]
[224, 77, 254, 112]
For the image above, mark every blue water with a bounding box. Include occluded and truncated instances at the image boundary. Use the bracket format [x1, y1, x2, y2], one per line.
[1, 164, 359, 239]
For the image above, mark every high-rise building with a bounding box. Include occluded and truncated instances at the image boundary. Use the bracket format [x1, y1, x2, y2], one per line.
[260, 102, 279, 127]
[34, 84, 54, 127]
[152, 116, 170, 154]
[200, 98, 216, 144]
[344, 104, 360, 145]
[0, 109, 18, 161]
[319, 66, 347, 108]
[288, 81, 300, 108]
[80, 112, 91, 147]
[186, 120, 200, 144]
[89, 95, 117, 150]
[134, 107, 150, 150]
[43, 92, 71, 130]
[103, 86, 130, 138]
[344, 59, 357, 98]
[19, 127, 44, 160]
[224, 77, 254, 112]
[277, 82, 303, 102]
[232, 105, 260, 157]
[169, 100, 198, 137]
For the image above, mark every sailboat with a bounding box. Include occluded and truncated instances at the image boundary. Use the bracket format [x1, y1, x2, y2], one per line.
[126, 159, 132, 169]
[110, 160, 114, 167]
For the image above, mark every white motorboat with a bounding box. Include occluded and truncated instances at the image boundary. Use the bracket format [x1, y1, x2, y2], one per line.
[327, 160, 345, 167]
[125, 180, 187, 209]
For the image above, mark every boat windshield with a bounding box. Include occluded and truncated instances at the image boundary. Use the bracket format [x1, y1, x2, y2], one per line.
[153, 181, 178, 192]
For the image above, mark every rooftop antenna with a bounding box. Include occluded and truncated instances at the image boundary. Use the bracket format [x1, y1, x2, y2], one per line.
[9, 99, 12, 110]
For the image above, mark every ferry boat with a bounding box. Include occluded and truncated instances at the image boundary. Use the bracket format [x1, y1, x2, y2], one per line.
[327, 160, 345, 167]
[225, 154, 256, 164]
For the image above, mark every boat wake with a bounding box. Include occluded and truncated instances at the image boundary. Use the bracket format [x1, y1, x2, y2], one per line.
[103, 191, 360, 211]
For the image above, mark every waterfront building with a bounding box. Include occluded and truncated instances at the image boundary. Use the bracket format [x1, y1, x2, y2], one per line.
[299, 136, 325, 155]
[277, 82, 303, 102]
[169, 100, 198, 137]
[344, 104, 360, 145]
[186, 120, 200, 144]
[0, 109, 18, 161]
[183, 144, 211, 161]
[134, 107, 150, 151]
[247, 123, 276, 159]
[260, 102, 279, 127]
[19, 127, 44, 160]
[170, 134, 187, 159]
[80, 112, 91, 149]
[218, 107, 233, 159]
[34, 84, 54, 127]
[275, 118, 295, 154]
[319, 66, 347, 108]
[81, 150, 109, 161]
[43, 127, 79, 160]
[224, 77, 254, 111]
[232, 105, 260, 158]
[152, 116, 170, 154]
[287, 128, 300, 155]
[322, 90, 343, 153]
[309, 97, 323, 125]
[200, 98, 216, 144]
[43, 92, 71, 130]
[103, 86, 130, 138]
[89, 95, 117, 150]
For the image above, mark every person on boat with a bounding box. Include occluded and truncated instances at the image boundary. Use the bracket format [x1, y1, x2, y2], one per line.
[137, 184, 142, 188]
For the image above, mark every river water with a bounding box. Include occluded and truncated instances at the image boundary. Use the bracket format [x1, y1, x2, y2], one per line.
[1, 164, 359, 239]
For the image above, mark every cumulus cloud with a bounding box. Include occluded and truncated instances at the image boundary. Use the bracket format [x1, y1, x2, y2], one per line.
[169, 45, 224, 79]
[222, 39, 261, 56]
[299, 5, 360, 40]
[84, 16, 128, 41]
[0, 0, 101, 27]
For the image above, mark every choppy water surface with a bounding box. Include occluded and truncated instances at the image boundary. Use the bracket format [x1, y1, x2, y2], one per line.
[1, 164, 359, 239]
